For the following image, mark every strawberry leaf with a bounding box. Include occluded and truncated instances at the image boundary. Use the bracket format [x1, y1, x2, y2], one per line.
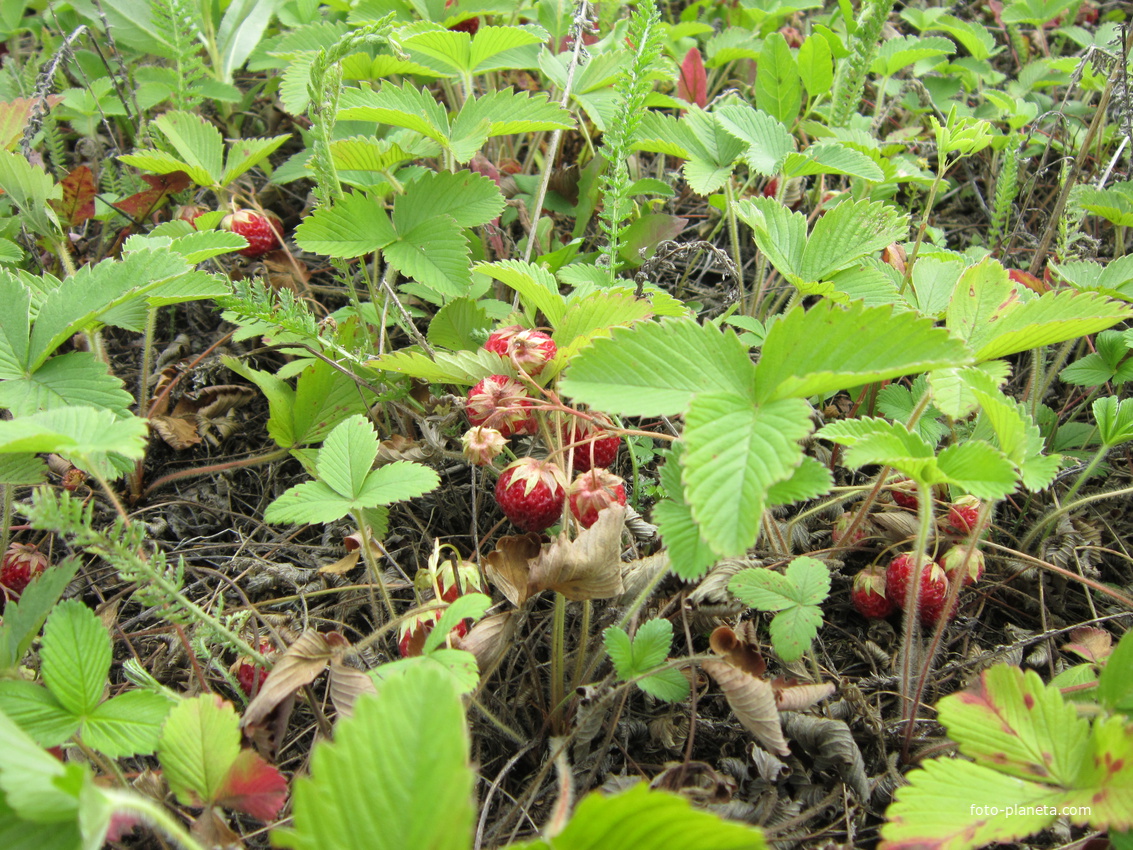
[394, 170, 504, 231]
[275, 664, 474, 850]
[755, 32, 802, 125]
[214, 749, 288, 821]
[0, 150, 62, 238]
[505, 782, 768, 850]
[82, 690, 171, 758]
[387, 207, 471, 297]
[728, 557, 829, 662]
[559, 317, 757, 416]
[293, 190, 397, 258]
[604, 618, 689, 703]
[1098, 629, 1133, 713]
[652, 445, 719, 581]
[781, 141, 883, 180]
[940, 666, 1091, 784]
[50, 165, 96, 227]
[315, 414, 379, 499]
[159, 695, 243, 807]
[39, 601, 110, 718]
[475, 260, 566, 327]
[754, 301, 971, 403]
[678, 47, 708, 107]
[337, 83, 450, 146]
[113, 171, 191, 220]
[683, 393, 812, 556]
[715, 103, 795, 175]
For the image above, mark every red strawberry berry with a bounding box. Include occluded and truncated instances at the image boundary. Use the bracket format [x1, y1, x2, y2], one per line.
[563, 420, 620, 472]
[884, 553, 919, 610]
[484, 326, 557, 375]
[465, 375, 537, 438]
[221, 209, 283, 258]
[938, 546, 985, 586]
[886, 554, 956, 625]
[946, 496, 981, 535]
[1, 543, 48, 604]
[568, 469, 627, 529]
[916, 563, 957, 625]
[235, 641, 274, 698]
[495, 457, 567, 532]
[890, 480, 920, 510]
[851, 564, 895, 619]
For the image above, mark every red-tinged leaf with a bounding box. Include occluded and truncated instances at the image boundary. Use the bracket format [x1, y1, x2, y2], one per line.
[50, 165, 97, 226]
[215, 749, 288, 821]
[115, 171, 192, 220]
[0, 96, 62, 151]
[678, 48, 708, 108]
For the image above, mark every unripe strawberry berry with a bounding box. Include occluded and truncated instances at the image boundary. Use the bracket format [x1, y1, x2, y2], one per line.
[832, 511, 866, 547]
[563, 420, 620, 472]
[484, 326, 557, 375]
[221, 209, 283, 258]
[461, 426, 507, 466]
[465, 375, 536, 438]
[850, 564, 895, 619]
[947, 496, 981, 535]
[174, 204, 208, 227]
[398, 610, 469, 657]
[1, 543, 49, 604]
[436, 560, 485, 603]
[495, 457, 567, 532]
[938, 546, 985, 586]
[568, 469, 626, 529]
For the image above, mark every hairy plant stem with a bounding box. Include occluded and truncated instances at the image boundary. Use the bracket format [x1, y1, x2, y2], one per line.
[897, 479, 935, 756]
[899, 168, 945, 295]
[353, 510, 395, 625]
[522, 1, 590, 266]
[142, 447, 291, 499]
[0, 484, 11, 559]
[550, 590, 567, 733]
[571, 599, 591, 693]
[101, 788, 207, 850]
[723, 180, 747, 312]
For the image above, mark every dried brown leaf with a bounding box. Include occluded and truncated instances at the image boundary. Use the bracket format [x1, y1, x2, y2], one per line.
[327, 657, 377, 720]
[649, 761, 734, 804]
[485, 533, 542, 607]
[703, 659, 790, 756]
[1062, 626, 1112, 663]
[319, 550, 361, 576]
[773, 680, 836, 711]
[709, 625, 766, 678]
[241, 631, 335, 729]
[871, 510, 923, 545]
[617, 551, 670, 606]
[530, 505, 625, 601]
[151, 414, 203, 450]
[780, 713, 869, 800]
[453, 611, 514, 672]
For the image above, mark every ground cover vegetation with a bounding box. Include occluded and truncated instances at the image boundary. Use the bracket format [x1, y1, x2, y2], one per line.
[0, 0, 1131, 847]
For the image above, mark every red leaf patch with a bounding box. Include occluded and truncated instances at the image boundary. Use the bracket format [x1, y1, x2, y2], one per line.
[678, 48, 708, 108]
[215, 749, 288, 821]
[115, 171, 192, 220]
[50, 165, 97, 227]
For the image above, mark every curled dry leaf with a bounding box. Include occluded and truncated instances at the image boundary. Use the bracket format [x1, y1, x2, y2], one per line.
[702, 659, 790, 756]
[327, 657, 377, 720]
[780, 712, 869, 800]
[748, 742, 790, 783]
[617, 551, 670, 607]
[375, 433, 441, 466]
[871, 510, 926, 546]
[650, 761, 735, 805]
[773, 680, 837, 711]
[453, 611, 514, 672]
[529, 504, 626, 601]
[1062, 626, 1112, 663]
[485, 532, 543, 607]
[318, 550, 361, 575]
[151, 385, 255, 450]
[709, 625, 766, 678]
[486, 505, 626, 604]
[241, 631, 339, 729]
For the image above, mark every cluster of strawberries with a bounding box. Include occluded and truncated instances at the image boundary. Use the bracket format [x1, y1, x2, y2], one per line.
[850, 494, 985, 626]
[462, 326, 626, 534]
